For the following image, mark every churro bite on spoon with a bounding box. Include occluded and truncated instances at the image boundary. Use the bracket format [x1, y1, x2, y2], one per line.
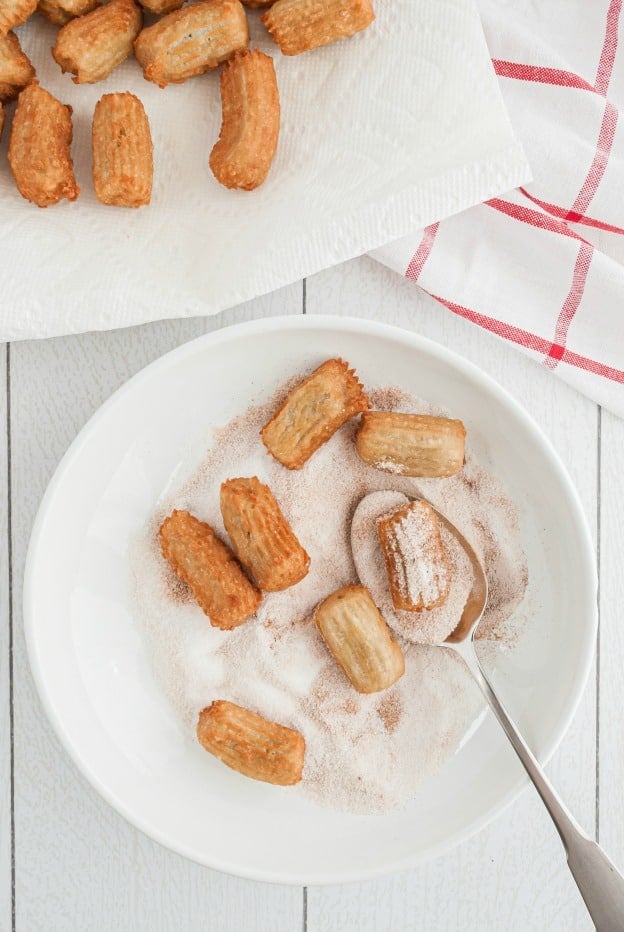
[377, 499, 450, 613]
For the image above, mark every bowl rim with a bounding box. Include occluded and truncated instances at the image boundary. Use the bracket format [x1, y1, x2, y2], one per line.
[23, 313, 598, 885]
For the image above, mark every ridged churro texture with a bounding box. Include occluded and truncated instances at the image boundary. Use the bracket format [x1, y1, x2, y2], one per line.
[92, 92, 153, 207]
[8, 84, 79, 207]
[0, 0, 37, 35]
[377, 500, 451, 612]
[355, 412, 466, 478]
[138, 0, 183, 15]
[220, 476, 309, 591]
[197, 700, 305, 785]
[0, 31, 35, 100]
[261, 358, 369, 469]
[315, 584, 405, 694]
[38, 0, 97, 23]
[210, 49, 280, 191]
[53, 0, 142, 84]
[159, 509, 261, 629]
[134, 0, 248, 88]
[262, 0, 374, 56]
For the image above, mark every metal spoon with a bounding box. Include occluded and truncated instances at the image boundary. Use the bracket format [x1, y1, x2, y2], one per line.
[429, 501, 624, 932]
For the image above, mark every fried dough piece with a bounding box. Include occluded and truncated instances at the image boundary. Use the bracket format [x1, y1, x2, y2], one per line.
[355, 412, 466, 478]
[315, 584, 404, 694]
[138, 0, 182, 15]
[210, 49, 279, 191]
[220, 477, 309, 591]
[0, 0, 37, 35]
[0, 31, 35, 101]
[197, 700, 305, 785]
[134, 0, 248, 88]
[262, 0, 374, 55]
[159, 509, 261, 629]
[38, 0, 97, 22]
[377, 500, 450, 612]
[92, 92, 153, 207]
[53, 0, 142, 84]
[38, 0, 73, 23]
[9, 84, 79, 207]
[261, 358, 369, 469]
[242, 0, 274, 7]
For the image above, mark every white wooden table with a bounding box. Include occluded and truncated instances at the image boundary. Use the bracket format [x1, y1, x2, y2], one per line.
[1, 256, 622, 932]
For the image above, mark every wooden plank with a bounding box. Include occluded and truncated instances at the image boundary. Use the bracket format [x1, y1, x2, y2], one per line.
[305, 257, 598, 931]
[598, 409, 624, 870]
[10, 288, 303, 931]
[0, 345, 11, 932]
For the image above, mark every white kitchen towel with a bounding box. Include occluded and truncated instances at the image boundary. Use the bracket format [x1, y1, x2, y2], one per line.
[373, 0, 624, 418]
[0, 0, 529, 340]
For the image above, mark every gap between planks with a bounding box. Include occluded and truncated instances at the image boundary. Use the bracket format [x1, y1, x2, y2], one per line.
[6, 342, 15, 932]
[596, 405, 601, 844]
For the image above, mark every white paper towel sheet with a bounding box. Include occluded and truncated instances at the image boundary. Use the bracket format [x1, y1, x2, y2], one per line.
[0, 0, 530, 340]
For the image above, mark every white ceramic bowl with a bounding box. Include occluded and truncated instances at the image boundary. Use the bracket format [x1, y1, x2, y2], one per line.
[24, 316, 597, 884]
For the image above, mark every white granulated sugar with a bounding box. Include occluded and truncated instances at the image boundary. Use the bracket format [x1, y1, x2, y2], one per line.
[130, 383, 528, 814]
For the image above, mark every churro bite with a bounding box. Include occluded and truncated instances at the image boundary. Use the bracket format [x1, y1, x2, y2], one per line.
[262, 0, 374, 56]
[9, 84, 79, 207]
[92, 92, 153, 207]
[134, 0, 248, 88]
[314, 584, 405, 694]
[355, 412, 466, 478]
[220, 476, 309, 591]
[0, 31, 35, 101]
[210, 49, 280, 191]
[377, 500, 450, 613]
[197, 700, 305, 785]
[159, 509, 261, 629]
[0, 0, 37, 35]
[261, 358, 369, 469]
[53, 0, 142, 84]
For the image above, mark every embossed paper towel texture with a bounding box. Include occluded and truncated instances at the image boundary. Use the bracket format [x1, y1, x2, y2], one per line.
[0, 0, 530, 339]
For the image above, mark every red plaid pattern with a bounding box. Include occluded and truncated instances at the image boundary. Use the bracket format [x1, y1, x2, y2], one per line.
[373, 0, 624, 417]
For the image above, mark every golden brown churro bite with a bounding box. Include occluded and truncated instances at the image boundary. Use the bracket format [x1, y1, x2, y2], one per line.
[38, 0, 97, 23]
[314, 584, 405, 694]
[377, 500, 450, 612]
[261, 358, 369, 469]
[92, 92, 153, 207]
[37, 0, 72, 24]
[0, 31, 35, 101]
[261, 0, 374, 56]
[53, 0, 142, 84]
[138, 0, 182, 14]
[134, 0, 248, 88]
[0, 0, 37, 35]
[197, 700, 305, 785]
[210, 49, 280, 191]
[355, 412, 466, 478]
[159, 509, 261, 629]
[220, 477, 309, 591]
[9, 84, 79, 207]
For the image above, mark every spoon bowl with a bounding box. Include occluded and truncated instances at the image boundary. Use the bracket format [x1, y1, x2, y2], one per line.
[361, 489, 624, 930]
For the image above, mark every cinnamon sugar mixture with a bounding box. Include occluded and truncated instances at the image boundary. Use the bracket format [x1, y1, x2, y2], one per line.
[130, 383, 528, 814]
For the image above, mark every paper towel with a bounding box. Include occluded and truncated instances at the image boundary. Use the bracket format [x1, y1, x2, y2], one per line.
[0, 0, 530, 339]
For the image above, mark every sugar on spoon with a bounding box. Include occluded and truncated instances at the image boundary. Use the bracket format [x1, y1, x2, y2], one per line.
[356, 490, 624, 932]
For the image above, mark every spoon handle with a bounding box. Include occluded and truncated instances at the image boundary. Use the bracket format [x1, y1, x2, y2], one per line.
[471, 657, 624, 931]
